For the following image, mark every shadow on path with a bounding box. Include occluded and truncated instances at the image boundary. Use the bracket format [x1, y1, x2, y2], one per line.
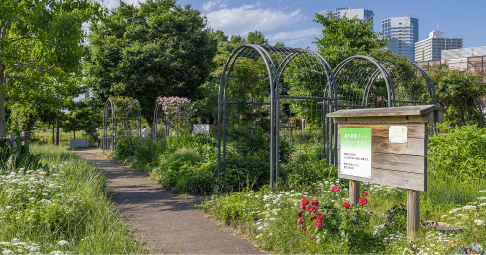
[74, 148, 264, 254]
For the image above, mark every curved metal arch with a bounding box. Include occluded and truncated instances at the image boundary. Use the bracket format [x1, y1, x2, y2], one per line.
[102, 99, 115, 153]
[153, 99, 169, 141]
[412, 62, 437, 104]
[126, 99, 142, 137]
[334, 55, 396, 108]
[217, 44, 339, 187]
[217, 44, 278, 181]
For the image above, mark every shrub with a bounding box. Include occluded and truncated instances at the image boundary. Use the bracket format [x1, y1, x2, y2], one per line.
[428, 123, 486, 183]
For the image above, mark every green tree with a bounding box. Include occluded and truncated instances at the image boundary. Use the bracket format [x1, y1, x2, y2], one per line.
[0, 0, 102, 137]
[246, 31, 269, 45]
[427, 64, 486, 126]
[62, 99, 102, 139]
[313, 13, 389, 68]
[85, 0, 217, 127]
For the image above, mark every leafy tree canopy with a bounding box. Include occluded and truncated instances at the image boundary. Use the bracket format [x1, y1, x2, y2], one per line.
[0, 0, 102, 136]
[313, 12, 389, 68]
[85, 0, 217, 126]
[427, 64, 486, 126]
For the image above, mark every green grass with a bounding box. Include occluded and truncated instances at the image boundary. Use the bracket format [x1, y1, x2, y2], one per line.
[0, 144, 147, 254]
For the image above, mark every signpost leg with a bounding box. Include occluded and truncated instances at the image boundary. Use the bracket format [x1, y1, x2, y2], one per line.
[407, 190, 420, 239]
[349, 180, 360, 205]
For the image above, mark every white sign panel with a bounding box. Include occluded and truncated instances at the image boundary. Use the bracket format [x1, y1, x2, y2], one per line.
[389, 125, 408, 144]
[340, 128, 372, 178]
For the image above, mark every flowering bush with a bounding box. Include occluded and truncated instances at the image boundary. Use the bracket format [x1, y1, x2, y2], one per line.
[157, 96, 193, 132]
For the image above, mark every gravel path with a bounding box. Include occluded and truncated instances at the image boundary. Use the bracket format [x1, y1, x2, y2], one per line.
[74, 148, 264, 254]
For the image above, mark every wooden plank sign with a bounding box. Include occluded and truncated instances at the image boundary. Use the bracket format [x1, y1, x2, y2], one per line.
[326, 105, 445, 238]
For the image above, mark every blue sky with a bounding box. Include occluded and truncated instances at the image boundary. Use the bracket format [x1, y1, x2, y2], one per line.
[96, 0, 486, 51]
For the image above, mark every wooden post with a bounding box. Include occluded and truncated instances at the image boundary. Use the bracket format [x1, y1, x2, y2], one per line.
[407, 190, 420, 239]
[21, 131, 30, 145]
[349, 180, 360, 205]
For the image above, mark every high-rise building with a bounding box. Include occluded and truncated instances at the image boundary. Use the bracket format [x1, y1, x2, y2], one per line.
[330, 7, 374, 24]
[415, 29, 463, 61]
[382, 17, 419, 62]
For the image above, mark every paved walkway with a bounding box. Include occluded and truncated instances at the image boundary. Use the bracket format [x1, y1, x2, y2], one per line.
[74, 148, 264, 254]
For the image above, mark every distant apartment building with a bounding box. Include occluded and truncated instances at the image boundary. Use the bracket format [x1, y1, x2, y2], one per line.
[330, 7, 374, 24]
[382, 16, 419, 62]
[415, 29, 463, 62]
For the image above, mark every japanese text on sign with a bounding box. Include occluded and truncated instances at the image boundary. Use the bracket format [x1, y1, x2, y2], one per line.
[340, 128, 372, 178]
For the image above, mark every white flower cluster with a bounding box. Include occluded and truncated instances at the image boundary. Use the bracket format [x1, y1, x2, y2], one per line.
[0, 162, 80, 254]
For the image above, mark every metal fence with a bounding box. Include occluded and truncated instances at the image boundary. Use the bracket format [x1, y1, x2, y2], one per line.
[102, 98, 141, 153]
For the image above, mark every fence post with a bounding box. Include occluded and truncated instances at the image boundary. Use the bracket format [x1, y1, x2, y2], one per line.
[21, 131, 30, 145]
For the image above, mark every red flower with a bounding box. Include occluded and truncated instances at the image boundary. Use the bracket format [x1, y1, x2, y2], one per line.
[314, 219, 322, 228]
[301, 197, 309, 206]
[331, 185, 341, 192]
[316, 214, 324, 220]
[305, 205, 311, 211]
[364, 192, 369, 196]
[311, 199, 319, 206]
[297, 217, 303, 224]
[297, 210, 304, 217]
[342, 202, 351, 209]
[359, 197, 368, 205]
[310, 216, 316, 222]
[311, 205, 318, 213]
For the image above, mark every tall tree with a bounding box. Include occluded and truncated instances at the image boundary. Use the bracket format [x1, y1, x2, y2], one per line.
[0, 0, 102, 137]
[313, 13, 389, 68]
[246, 31, 269, 45]
[85, 0, 217, 126]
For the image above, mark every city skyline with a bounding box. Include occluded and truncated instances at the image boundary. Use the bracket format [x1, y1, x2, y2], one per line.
[93, 0, 485, 52]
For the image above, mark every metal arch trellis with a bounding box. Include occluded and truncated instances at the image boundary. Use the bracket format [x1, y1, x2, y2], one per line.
[102, 99, 115, 154]
[153, 100, 168, 141]
[218, 44, 337, 188]
[102, 98, 142, 153]
[330, 55, 438, 164]
[125, 99, 142, 138]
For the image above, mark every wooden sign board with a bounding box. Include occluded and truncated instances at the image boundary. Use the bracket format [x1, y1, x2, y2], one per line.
[337, 123, 427, 191]
[327, 105, 445, 238]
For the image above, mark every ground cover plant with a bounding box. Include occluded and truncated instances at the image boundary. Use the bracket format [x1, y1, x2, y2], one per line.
[0, 144, 146, 254]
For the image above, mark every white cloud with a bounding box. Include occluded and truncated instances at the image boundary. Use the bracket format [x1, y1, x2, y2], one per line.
[204, 5, 303, 36]
[268, 27, 321, 45]
[318, 9, 329, 14]
[203, 1, 218, 12]
[219, 4, 227, 8]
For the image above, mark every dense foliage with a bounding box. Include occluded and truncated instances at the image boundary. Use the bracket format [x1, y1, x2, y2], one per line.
[313, 12, 389, 68]
[427, 64, 486, 126]
[85, 0, 217, 126]
[0, 0, 102, 136]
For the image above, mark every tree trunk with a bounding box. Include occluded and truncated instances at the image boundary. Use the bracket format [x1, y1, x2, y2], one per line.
[52, 123, 55, 144]
[73, 131, 76, 140]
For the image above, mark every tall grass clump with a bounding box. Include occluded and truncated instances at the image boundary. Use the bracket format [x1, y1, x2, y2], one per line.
[0, 144, 146, 254]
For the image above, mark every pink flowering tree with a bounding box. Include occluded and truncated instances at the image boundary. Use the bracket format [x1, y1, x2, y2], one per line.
[157, 96, 193, 133]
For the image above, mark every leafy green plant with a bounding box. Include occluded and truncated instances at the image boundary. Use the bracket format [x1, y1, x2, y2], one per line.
[428, 123, 486, 183]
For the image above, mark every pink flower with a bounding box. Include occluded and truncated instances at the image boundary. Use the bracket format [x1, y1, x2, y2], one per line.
[311, 206, 318, 213]
[342, 202, 351, 210]
[305, 205, 311, 211]
[297, 210, 303, 217]
[300, 202, 304, 209]
[297, 217, 303, 224]
[364, 192, 368, 196]
[359, 197, 368, 205]
[314, 219, 322, 228]
[311, 200, 319, 206]
[331, 185, 340, 192]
